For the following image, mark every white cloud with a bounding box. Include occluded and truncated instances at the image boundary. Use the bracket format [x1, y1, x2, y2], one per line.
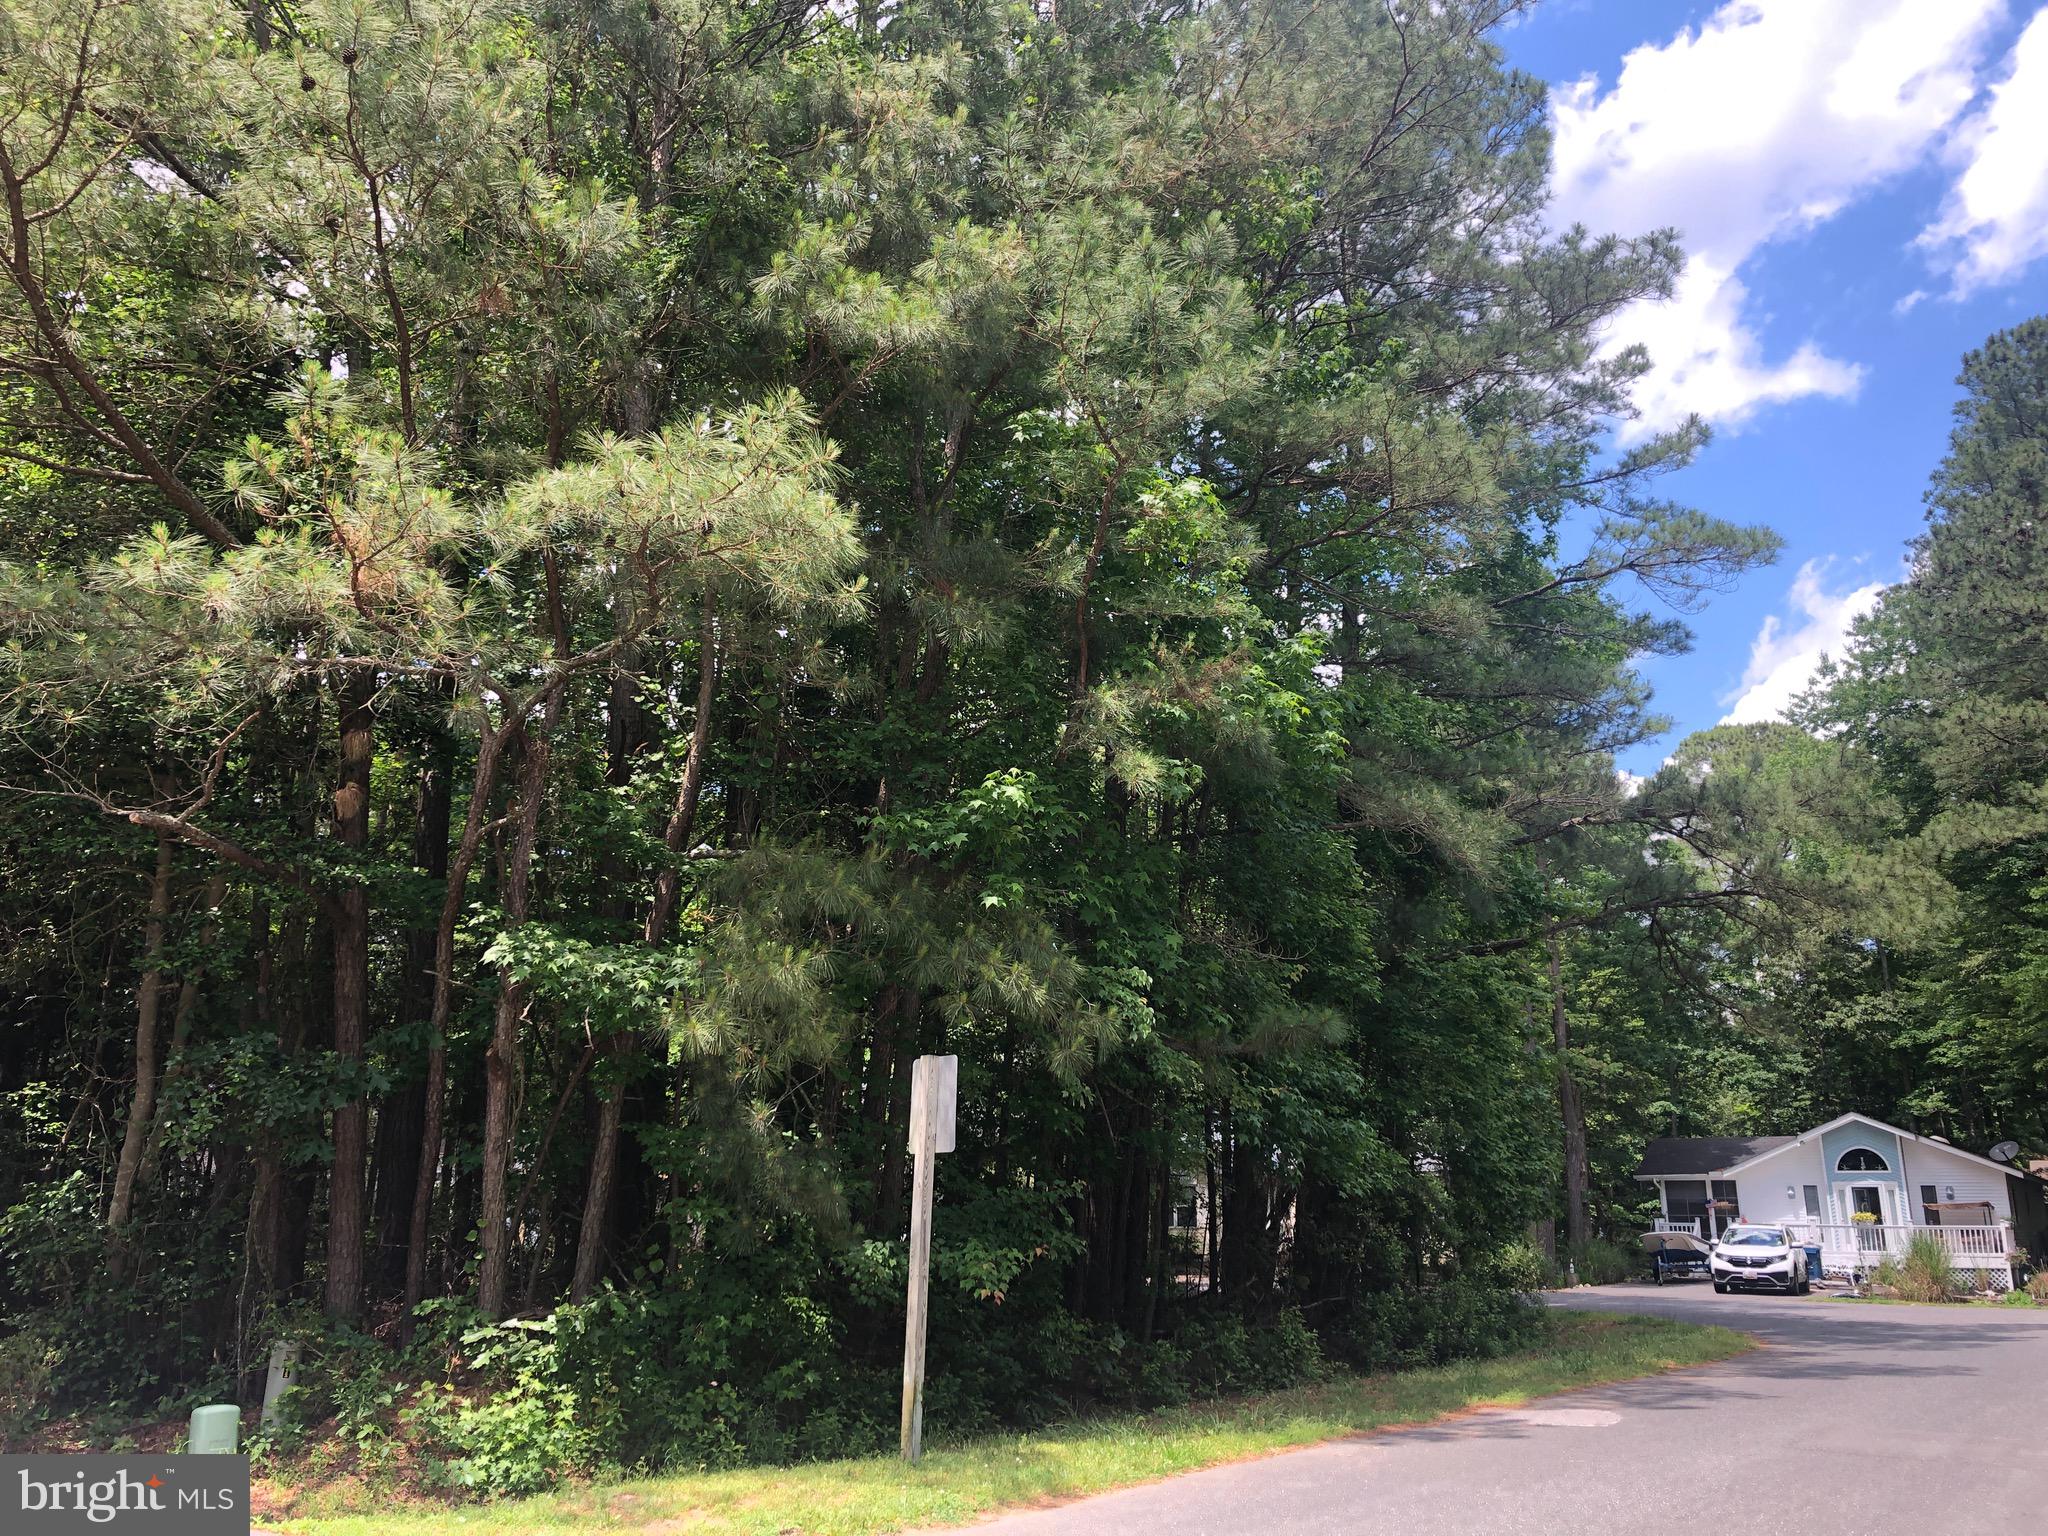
[1918, 8, 2048, 294]
[1548, 0, 2005, 441]
[1892, 288, 1930, 316]
[1606, 257, 1864, 440]
[1719, 559, 1888, 725]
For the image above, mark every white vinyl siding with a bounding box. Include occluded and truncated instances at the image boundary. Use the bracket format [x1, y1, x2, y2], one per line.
[1900, 1142, 2013, 1222]
[1713, 1138, 1827, 1225]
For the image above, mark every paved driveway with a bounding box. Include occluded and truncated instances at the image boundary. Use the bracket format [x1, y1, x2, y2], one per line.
[942, 1286, 2048, 1536]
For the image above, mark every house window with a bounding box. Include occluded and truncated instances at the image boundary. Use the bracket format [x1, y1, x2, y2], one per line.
[1835, 1146, 1889, 1172]
[1664, 1180, 1710, 1222]
[1711, 1180, 1741, 1221]
[1920, 1184, 1940, 1225]
[1803, 1185, 1821, 1217]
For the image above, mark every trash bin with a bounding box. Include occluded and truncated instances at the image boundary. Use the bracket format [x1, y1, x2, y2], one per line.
[1804, 1243, 1823, 1285]
[188, 1403, 240, 1454]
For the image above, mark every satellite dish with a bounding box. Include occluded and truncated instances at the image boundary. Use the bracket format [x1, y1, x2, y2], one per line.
[1989, 1140, 2020, 1164]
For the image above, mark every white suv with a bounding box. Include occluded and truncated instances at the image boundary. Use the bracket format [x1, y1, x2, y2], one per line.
[1710, 1225, 1810, 1295]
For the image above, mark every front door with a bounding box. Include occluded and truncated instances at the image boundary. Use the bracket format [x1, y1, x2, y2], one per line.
[1846, 1184, 1889, 1251]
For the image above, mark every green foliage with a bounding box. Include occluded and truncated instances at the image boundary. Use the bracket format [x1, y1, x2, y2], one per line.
[0, 1319, 63, 1440]
[1000, 1308, 1330, 1418]
[239, 1251, 1351, 1495]
[1872, 1234, 1961, 1304]
[0, 0, 1806, 1490]
[1178, 1310, 1326, 1395]
[1559, 1238, 1640, 1288]
[1480, 1239, 1550, 1295]
[552, 1244, 876, 1470]
[1332, 1278, 1551, 1373]
[0, 1171, 237, 1426]
[406, 1315, 596, 1496]
[235, 1318, 1748, 1536]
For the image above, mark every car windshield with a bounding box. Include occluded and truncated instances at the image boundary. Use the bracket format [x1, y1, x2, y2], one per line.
[1722, 1229, 1785, 1246]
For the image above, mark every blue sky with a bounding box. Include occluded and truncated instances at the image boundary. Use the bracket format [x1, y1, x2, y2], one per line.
[1500, 1, 2048, 775]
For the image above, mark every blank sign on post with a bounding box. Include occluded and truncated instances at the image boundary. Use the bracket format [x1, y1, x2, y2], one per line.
[908, 1053, 957, 1155]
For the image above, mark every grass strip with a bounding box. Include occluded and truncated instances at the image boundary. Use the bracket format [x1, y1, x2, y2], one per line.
[274, 1313, 1748, 1536]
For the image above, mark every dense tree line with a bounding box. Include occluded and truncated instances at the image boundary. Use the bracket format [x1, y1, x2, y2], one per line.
[0, 0, 1816, 1467]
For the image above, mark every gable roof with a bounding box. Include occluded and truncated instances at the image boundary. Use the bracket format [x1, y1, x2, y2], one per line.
[1635, 1136, 1794, 1178]
[1633, 1112, 2037, 1183]
[1790, 1112, 2034, 1181]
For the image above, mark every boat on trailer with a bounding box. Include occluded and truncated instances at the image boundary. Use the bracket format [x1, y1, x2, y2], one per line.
[1639, 1227, 1713, 1283]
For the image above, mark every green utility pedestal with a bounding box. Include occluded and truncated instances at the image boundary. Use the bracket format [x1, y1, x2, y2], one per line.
[189, 1403, 240, 1454]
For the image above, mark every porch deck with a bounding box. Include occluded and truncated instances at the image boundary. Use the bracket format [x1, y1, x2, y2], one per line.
[1782, 1219, 2019, 1289]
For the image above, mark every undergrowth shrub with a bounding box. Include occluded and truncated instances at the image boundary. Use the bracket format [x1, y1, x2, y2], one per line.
[1558, 1237, 1638, 1287]
[6, 1164, 1549, 1498]
[554, 1247, 875, 1471]
[1483, 1239, 1549, 1294]
[1332, 1275, 1549, 1372]
[851, 1181, 1088, 1436]
[266, 1315, 402, 1462]
[406, 1311, 594, 1495]
[1873, 1233, 1958, 1302]
[379, 1268, 1344, 1494]
[0, 1318, 63, 1442]
[1069, 1309, 1326, 1412]
[0, 1172, 238, 1435]
[1179, 1309, 1324, 1393]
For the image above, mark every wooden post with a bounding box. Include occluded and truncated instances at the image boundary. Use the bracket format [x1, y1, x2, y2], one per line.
[900, 1054, 956, 1463]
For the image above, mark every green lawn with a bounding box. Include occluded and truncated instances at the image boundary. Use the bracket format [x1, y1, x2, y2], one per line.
[269, 1313, 1748, 1536]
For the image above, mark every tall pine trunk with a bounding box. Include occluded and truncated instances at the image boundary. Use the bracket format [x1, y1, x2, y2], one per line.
[137, 869, 227, 1192]
[325, 673, 375, 1321]
[107, 833, 175, 1246]
[875, 991, 918, 1229]
[280, 900, 330, 1299]
[570, 1080, 625, 1303]
[573, 589, 718, 1301]
[239, 898, 282, 1332]
[1550, 938, 1590, 1255]
[403, 720, 513, 1314]
[643, 588, 717, 945]
[373, 732, 452, 1295]
[476, 693, 562, 1318]
[477, 546, 572, 1319]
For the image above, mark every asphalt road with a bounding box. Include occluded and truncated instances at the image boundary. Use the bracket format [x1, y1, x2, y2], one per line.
[942, 1286, 2048, 1536]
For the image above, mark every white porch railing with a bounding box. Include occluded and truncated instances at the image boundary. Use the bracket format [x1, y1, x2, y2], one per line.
[1917, 1223, 2016, 1258]
[1652, 1218, 1701, 1236]
[1779, 1220, 2018, 1283]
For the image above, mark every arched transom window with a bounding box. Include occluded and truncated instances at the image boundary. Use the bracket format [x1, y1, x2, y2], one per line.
[1836, 1146, 1889, 1172]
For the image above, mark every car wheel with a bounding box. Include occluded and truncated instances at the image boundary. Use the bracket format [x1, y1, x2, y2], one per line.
[1713, 1280, 1728, 1294]
[1798, 1277, 1811, 1296]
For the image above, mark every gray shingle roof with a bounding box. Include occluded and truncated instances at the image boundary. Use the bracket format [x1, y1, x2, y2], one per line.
[1634, 1135, 1795, 1178]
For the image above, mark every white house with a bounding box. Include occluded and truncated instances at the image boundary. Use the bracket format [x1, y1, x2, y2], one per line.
[1633, 1112, 2048, 1290]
